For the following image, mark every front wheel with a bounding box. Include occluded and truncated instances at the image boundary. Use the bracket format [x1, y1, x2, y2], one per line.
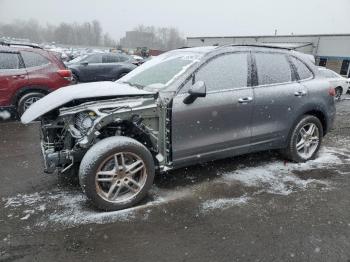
[283, 115, 323, 162]
[79, 136, 155, 211]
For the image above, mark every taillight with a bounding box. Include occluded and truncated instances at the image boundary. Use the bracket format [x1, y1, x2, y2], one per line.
[328, 87, 336, 97]
[57, 69, 72, 81]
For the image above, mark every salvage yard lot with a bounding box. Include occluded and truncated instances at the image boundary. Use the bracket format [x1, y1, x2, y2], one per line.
[1, 98, 350, 261]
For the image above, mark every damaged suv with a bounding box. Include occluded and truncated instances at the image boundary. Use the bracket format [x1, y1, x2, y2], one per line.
[21, 45, 336, 211]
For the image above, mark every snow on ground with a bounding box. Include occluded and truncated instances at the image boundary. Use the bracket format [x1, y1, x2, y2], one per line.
[2, 146, 350, 229]
[0, 110, 11, 120]
[200, 195, 251, 213]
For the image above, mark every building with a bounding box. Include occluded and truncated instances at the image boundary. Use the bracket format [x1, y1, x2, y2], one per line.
[187, 34, 350, 77]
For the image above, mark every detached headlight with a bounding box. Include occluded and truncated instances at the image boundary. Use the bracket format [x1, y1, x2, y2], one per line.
[74, 111, 97, 135]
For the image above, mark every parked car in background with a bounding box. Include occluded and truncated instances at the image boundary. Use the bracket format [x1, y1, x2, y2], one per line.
[318, 67, 349, 99]
[66, 53, 137, 83]
[21, 45, 336, 211]
[0, 42, 72, 117]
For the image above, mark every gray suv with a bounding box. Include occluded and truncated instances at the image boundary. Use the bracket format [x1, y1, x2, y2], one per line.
[21, 45, 336, 211]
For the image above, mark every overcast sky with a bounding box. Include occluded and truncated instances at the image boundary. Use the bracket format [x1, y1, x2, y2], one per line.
[1, 0, 350, 40]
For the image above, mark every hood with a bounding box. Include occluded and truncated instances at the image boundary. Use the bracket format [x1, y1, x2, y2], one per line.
[21, 81, 154, 124]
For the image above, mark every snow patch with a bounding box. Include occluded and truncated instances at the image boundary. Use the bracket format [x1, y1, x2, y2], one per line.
[3, 186, 192, 229]
[0, 110, 11, 120]
[221, 147, 340, 195]
[200, 195, 250, 213]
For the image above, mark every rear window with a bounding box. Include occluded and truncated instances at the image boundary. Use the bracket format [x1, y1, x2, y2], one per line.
[0, 52, 20, 69]
[319, 69, 338, 78]
[102, 54, 129, 63]
[255, 53, 292, 85]
[21, 51, 50, 68]
[290, 56, 313, 80]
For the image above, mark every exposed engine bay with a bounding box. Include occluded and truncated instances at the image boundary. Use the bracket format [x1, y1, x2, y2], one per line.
[40, 95, 172, 174]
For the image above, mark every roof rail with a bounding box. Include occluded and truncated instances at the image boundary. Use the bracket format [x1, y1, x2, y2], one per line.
[221, 44, 292, 50]
[0, 41, 42, 49]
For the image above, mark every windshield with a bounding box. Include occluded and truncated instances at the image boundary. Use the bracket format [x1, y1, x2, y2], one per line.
[69, 54, 89, 63]
[119, 52, 202, 89]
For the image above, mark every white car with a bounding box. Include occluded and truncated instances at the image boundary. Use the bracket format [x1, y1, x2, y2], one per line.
[318, 67, 350, 99]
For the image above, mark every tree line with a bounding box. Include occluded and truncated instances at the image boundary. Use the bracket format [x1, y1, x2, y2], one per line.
[0, 19, 117, 47]
[0, 20, 186, 50]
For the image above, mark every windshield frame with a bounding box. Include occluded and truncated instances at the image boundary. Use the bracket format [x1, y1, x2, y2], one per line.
[117, 50, 210, 92]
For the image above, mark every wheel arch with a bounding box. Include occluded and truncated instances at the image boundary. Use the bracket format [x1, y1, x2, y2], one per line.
[12, 86, 50, 106]
[98, 120, 160, 167]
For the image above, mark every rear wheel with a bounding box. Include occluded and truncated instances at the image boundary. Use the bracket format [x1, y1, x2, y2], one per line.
[79, 136, 155, 211]
[283, 115, 323, 162]
[71, 73, 79, 84]
[335, 87, 343, 100]
[17, 92, 45, 116]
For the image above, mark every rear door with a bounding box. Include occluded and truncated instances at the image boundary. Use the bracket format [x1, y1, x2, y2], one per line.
[101, 54, 124, 80]
[172, 52, 254, 166]
[79, 54, 103, 81]
[250, 52, 308, 150]
[0, 52, 28, 106]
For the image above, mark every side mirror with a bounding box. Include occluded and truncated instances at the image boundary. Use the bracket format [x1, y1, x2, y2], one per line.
[183, 81, 206, 104]
[80, 62, 88, 66]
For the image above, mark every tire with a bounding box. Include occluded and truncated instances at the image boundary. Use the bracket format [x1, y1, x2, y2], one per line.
[335, 87, 343, 100]
[79, 136, 155, 211]
[283, 115, 323, 163]
[72, 73, 79, 84]
[17, 92, 45, 117]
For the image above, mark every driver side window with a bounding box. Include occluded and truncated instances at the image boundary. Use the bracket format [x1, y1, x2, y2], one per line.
[195, 53, 249, 92]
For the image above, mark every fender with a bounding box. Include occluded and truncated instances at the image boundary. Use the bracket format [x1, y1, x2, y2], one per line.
[12, 85, 50, 105]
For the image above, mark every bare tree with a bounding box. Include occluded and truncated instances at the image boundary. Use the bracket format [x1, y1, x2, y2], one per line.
[0, 19, 117, 47]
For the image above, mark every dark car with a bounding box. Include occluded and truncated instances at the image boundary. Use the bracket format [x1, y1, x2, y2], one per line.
[0, 42, 72, 117]
[22, 45, 336, 211]
[67, 53, 137, 83]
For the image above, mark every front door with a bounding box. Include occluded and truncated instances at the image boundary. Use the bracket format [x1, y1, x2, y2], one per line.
[172, 52, 254, 166]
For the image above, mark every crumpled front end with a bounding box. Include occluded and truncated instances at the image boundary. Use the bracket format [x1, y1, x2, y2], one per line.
[39, 96, 168, 174]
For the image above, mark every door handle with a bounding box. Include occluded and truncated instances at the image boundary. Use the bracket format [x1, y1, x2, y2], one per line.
[294, 90, 307, 97]
[12, 75, 26, 79]
[238, 97, 253, 103]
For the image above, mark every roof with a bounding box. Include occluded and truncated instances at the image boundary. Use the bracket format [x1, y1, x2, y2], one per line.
[187, 33, 350, 39]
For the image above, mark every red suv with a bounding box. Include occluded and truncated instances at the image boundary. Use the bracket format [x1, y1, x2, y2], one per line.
[0, 42, 72, 117]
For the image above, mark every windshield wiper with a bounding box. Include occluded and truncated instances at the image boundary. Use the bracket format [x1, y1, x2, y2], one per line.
[122, 81, 144, 89]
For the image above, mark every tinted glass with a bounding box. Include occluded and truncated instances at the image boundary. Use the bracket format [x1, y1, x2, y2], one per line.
[290, 56, 313, 80]
[196, 53, 248, 91]
[0, 52, 20, 69]
[21, 51, 50, 68]
[340, 60, 350, 75]
[84, 54, 102, 63]
[255, 53, 292, 85]
[102, 54, 118, 63]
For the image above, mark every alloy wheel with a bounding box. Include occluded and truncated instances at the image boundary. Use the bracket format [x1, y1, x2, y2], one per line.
[95, 152, 147, 203]
[296, 123, 320, 159]
[23, 96, 41, 111]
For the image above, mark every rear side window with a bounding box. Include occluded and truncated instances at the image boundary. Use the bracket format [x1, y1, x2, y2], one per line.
[255, 53, 292, 85]
[0, 52, 20, 69]
[196, 53, 248, 91]
[21, 51, 50, 68]
[85, 54, 102, 63]
[290, 56, 313, 80]
[319, 69, 338, 78]
[103, 54, 118, 63]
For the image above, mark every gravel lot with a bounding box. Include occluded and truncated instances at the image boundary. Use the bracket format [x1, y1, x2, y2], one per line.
[1, 97, 350, 262]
